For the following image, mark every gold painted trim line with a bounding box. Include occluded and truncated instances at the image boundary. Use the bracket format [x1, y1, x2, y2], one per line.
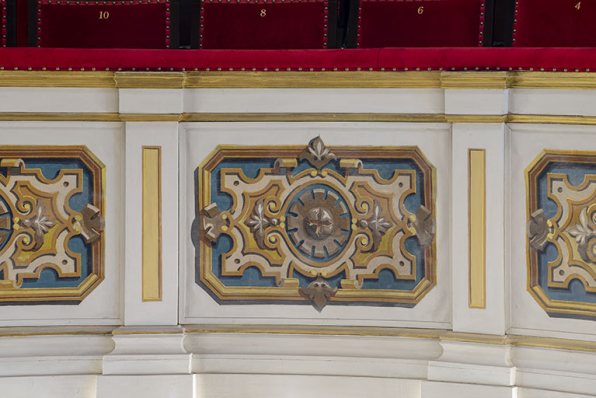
[142, 146, 163, 302]
[120, 113, 181, 122]
[468, 149, 486, 309]
[507, 114, 596, 125]
[447, 115, 507, 123]
[112, 326, 184, 335]
[182, 113, 448, 122]
[0, 326, 116, 337]
[4, 112, 596, 125]
[0, 112, 121, 121]
[185, 324, 447, 339]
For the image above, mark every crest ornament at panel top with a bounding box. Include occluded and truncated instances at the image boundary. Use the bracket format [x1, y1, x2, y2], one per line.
[195, 137, 437, 311]
[0, 147, 105, 304]
[527, 149, 596, 318]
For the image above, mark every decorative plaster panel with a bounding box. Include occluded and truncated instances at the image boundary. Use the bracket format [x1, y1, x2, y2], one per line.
[0, 147, 105, 303]
[194, 137, 436, 311]
[527, 149, 596, 318]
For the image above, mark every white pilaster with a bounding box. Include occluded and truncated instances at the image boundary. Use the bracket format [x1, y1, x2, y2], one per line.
[451, 123, 508, 335]
[124, 122, 179, 325]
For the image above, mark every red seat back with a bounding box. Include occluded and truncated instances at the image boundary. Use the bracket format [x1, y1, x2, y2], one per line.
[351, 0, 486, 48]
[193, 0, 337, 49]
[35, 0, 176, 48]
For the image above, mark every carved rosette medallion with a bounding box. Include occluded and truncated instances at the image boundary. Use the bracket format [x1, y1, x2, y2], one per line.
[0, 147, 105, 303]
[196, 137, 436, 311]
[527, 150, 596, 318]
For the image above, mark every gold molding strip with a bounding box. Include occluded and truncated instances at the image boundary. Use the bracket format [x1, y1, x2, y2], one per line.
[0, 71, 115, 88]
[441, 72, 509, 89]
[468, 149, 486, 309]
[0, 70, 596, 89]
[509, 71, 596, 90]
[0, 326, 116, 337]
[120, 113, 181, 122]
[507, 114, 596, 125]
[447, 115, 507, 123]
[184, 71, 442, 89]
[182, 112, 448, 122]
[112, 326, 184, 335]
[142, 146, 162, 302]
[0, 112, 121, 121]
[115, 72, 185, 89]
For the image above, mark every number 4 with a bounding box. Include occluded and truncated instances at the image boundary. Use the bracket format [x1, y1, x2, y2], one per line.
[575, 1, 581, 10]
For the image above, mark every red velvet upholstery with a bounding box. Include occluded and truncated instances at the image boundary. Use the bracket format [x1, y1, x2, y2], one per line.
[198, 0, 329, 49]
[37, 0, 170, 48]
[16, 0, 27, 46]
[1, 0, 7, 47]
[514, 0, 596, 47]
[4, 47, 596, 71]
[357, 0, 485, 48]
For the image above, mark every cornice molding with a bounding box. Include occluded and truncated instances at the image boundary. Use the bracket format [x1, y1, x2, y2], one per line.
[1, 324, 596, 353]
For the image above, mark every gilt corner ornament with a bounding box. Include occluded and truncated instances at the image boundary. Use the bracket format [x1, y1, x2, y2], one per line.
[195, 137, 437, 311]
[526, 149, 596, 318]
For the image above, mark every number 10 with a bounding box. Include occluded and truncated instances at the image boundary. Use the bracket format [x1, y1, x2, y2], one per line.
[99, 11, 110, 19]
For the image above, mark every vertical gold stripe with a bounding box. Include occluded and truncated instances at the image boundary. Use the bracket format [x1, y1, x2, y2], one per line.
[468, 149, 486, 309]
[142, 146, 162, 301]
